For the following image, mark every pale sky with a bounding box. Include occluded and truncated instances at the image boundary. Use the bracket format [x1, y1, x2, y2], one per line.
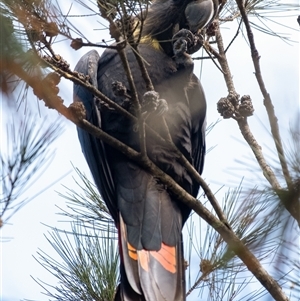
[1, 1, 299, 300]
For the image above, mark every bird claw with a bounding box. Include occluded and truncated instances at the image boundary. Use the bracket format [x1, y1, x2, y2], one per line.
[134, 92, 168, 131]
[172, 29, 194, 50]
[172, 29, 202, 68]
[188, 33, 204, 54]
[141, 91, 168, 118]
[172, 29, 203, 56]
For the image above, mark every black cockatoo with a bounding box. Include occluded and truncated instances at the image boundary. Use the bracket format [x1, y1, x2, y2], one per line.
[73, 0, 218, 300]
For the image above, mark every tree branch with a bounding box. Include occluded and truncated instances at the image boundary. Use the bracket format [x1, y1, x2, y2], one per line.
[212, 20, 283, 192]
[235, 0, 299, 225]
[235, 0, 292, 189]
[214, 19, 236, 93]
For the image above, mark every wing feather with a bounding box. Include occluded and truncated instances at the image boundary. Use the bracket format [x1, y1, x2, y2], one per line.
[73, 50, 117, 221]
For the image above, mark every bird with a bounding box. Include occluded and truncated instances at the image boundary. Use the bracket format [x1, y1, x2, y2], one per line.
[73, 0, 217, 300]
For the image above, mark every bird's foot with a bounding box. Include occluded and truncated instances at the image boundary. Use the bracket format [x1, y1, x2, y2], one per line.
[172, 29, 194, 51]
[172, 29, 200, 68]
[133, 91, 168, 132]
[173, 29, 204, 55]
[141, 91, 168, 119]
[188, 33, 204, 54]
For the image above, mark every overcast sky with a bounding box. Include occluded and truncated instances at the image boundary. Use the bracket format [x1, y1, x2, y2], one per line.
[1, 1, 299, 300]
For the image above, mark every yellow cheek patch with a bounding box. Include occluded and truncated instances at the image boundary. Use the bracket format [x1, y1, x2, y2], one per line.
[140, 35, 162, 51]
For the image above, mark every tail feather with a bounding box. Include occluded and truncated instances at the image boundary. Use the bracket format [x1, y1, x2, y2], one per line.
[115, 263, 146, 301]
[117, 214, 185, 301]
[119, 213, 142, 295]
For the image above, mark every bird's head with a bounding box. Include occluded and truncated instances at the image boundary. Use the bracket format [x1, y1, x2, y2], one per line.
[141, 0, 219, 54]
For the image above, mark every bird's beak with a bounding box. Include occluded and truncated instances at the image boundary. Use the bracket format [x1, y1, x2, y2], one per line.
[185, 0, 214, 34]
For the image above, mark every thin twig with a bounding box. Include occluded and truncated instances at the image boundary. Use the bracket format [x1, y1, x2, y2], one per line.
[237, 118, 281, 189]
[214, 19, 236, 92]
[219, 11, 241, 22]
[235, 0, 292, 189]
[117, 46, 148, 156]
[107, 8, 147, 157]
[186, 267, 215, 296]
[71, 39, 118, 49]
[131, 44, 154, 91]
[203, 42, 226, 74]
[224, 18, 242, 53]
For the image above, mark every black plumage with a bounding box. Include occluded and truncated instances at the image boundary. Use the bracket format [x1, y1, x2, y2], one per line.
[74, 0, 217, 300]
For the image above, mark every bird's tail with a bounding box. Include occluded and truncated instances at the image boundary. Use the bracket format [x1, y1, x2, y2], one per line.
[115, 215, 186, 301]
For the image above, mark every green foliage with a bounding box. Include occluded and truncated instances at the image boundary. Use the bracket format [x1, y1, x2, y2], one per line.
[57, 167, 116, 232]
[35, 224, 119, 301]
[1, 112, 62, 228]
[34, 169, 119, 301]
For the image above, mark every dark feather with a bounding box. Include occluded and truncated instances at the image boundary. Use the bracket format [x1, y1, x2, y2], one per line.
[73, 50, 118, 222]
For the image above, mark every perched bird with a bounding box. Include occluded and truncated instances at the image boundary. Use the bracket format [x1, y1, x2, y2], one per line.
[74, 0, 217, 300]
